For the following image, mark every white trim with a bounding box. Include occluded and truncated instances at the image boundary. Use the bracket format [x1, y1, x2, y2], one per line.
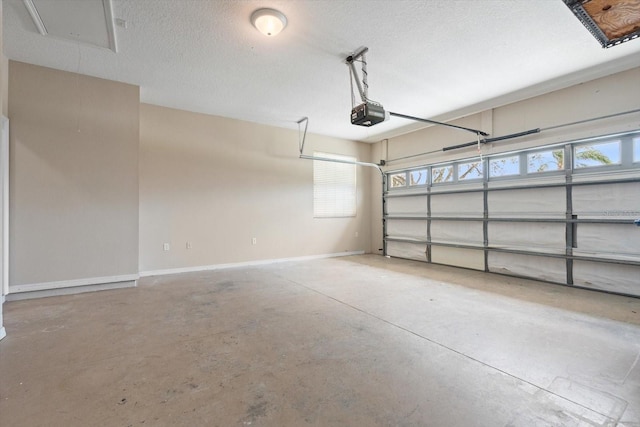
[23, 0, 47, 35]
[102, 0, 118, 52]
[6, 280, 136, 301]
[140, 251, 366, 277]
[23, 0, 118, 53]
[1, 117, 8, 297]
[7, 251, 366, 293]
[9, 273, 139, 294]
[1, 118, 7, 341]
[0, 295, 5, 341]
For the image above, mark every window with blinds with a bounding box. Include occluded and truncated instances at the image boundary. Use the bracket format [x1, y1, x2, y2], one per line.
[313, 152, 357, 218]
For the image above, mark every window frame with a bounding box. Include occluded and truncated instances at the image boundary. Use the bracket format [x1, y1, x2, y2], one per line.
[431, 164, 454, 185]
[488, 155, 521, 180]
[526, 148, 566, 175]
[409, 169, 429, 187]
[389, 172, 408, 189]
[572, 140, 622, 172]
[457, 160, 484, 182]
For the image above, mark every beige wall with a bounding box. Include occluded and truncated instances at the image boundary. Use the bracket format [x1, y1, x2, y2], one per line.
[8, 61, 140, 287]
[372, 66, 640, 253]
[139, 104, 372, 273]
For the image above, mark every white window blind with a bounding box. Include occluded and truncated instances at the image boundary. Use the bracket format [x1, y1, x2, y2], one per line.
[313, 152, 357, 218]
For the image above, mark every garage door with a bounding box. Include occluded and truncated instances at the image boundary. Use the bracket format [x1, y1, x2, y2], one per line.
[384, 131, 640, 297]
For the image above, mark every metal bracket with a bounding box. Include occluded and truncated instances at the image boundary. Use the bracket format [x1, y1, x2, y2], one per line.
[346, 47, 370, 104]
[297, 116, 309, 155]
[297, 116, 384, 175]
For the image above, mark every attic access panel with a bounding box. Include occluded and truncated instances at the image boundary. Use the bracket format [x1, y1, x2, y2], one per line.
[563, 0, 640, 47]
[23, 0, 118, 52]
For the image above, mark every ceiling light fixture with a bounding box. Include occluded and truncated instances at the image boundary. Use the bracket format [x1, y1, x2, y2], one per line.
[251, 8, 287, 37]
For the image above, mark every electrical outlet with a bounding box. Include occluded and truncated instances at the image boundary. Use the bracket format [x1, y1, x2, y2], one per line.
[163, 243, 170, 251]
[252, 237, 257, 245]
[186, 242, 192, 249]
[355, 231, 359, 237]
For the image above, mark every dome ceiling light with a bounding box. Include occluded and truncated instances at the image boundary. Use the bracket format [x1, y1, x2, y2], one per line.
[250, 8, 287, 37]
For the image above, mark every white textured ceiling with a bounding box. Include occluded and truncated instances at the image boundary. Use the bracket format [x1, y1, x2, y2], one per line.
[4, 0, 640, 142]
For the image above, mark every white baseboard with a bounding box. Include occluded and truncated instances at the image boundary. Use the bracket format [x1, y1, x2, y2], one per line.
[4, 251, 367, 299]
[6, 280, 137, 301]
[0, 294, 5, 340]
[8, 274, 139, 294]
[139, 250, 366, 277]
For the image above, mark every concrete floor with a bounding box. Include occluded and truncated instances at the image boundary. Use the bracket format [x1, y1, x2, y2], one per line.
[1, 255, 639, 426]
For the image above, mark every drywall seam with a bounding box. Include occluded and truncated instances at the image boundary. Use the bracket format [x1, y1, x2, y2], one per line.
[139, 251, 366, 277]
[9, 273, 139, 293]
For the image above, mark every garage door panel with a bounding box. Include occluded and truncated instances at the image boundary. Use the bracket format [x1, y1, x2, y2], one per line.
[431, 220, 483, 245]
[431, 192, 483, 216]
[431, 246, 484, 270]
[573, 261, 640, 296]
[489, 222, 566, 253]
[488, 252, 566, 283]
[386, 196, 427, 215]
[386, 220, 427, 240]
[573, 183, 640, 218]
[488, 187, 565, 217]
[386, 241, 427, 261]
[576, 223, 640, 259]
